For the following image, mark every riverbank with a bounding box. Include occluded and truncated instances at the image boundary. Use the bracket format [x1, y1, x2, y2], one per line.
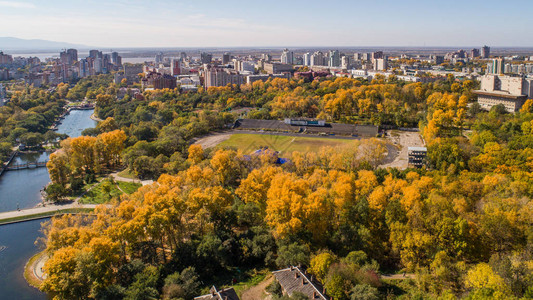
[24, 251, 47, 288]
[90, 112, 103, 122]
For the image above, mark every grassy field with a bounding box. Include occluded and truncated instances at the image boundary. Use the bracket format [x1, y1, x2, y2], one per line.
[117, 168, 137, 179]
[217, 134, 354, 154]
[80, 180, 141, 204]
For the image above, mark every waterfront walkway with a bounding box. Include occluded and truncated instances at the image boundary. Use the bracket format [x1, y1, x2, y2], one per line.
[0, 202, 98, 224]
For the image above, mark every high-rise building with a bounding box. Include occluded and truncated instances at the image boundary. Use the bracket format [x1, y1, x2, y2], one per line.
[180, 52, 187, 61]
[491, 58, 505, 74]
[471, 48, 480, 58]
[67, 49, 78, 63]
[60, 49, 77, 65]
[222, 53, 230, 64]
[261, 53, 272, 62]
[371, 51, 384, 61]
[481, 46, 490, 59]
[341, 55, 351, 69]
[0, 52, 13, 65]
[374, 58, 388, 71]
[303, 53, 311, 66]
[200, 52, 212, 64]
[111, 52, 119, 64]
[155, 52, 164, 64]
[79, 58, 89, 78]
[328, 50, 340, 67]
[171, 59, 181, 76]
[89, 50, 100, 59]
[203, 66, 244, 87]
[281, 48, 294, 65]
[311, 51, 325, 66]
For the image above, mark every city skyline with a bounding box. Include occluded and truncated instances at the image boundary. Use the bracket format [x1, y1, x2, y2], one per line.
[0, 0, 532, 48]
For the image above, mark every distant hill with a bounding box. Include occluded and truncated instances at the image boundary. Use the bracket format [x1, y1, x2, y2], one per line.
[0, 37, 90, 51]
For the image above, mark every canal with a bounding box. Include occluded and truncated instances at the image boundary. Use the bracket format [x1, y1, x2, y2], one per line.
[0, 109, 96, 299]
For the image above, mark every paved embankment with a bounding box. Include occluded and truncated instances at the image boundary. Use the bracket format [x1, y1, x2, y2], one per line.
[0, 203, 98, 225]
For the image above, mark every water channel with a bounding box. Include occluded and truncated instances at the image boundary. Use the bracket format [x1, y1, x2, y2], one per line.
[0, 109, 96, 299]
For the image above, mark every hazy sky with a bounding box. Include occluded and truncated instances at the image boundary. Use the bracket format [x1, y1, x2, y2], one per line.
[0, 0, 531, 48]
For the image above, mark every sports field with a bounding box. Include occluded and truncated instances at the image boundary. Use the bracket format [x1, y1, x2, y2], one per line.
[216, 133, 355, 154]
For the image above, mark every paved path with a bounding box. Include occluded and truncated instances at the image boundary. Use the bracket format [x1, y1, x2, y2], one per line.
[381, 273, 416, 280]
[241, 276, 273, 300]
[0, 202, 98, 222]
[110, 171, 153, 186]
[33, 252, 48, 281]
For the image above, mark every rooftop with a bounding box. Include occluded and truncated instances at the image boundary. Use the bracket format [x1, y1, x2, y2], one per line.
[272, 266, 329, 300]
[473, 90, 527, 99]
[194, 286, 240, 300]
[408, 147, 427, 152]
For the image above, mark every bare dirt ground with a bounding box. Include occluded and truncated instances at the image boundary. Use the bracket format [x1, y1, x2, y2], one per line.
[194, 133, 233, 149]
[241, 275, 273, 300]
[379, 130, 425, 170]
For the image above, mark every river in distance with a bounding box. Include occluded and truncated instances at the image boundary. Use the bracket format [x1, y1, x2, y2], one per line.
[0, 109, 96, 299]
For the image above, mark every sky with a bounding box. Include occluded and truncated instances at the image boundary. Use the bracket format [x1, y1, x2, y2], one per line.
[0, 0, 532, 48]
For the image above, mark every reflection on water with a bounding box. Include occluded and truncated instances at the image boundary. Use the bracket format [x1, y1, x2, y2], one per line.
[0, 219, 49, 300]
[11, 152, 49, 165]
[56, 109, 97, 138]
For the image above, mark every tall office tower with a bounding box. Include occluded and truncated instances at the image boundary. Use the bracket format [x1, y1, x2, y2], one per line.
[180, 52, 187, 60]
[491, 57, 505, 74]
[171, 58, 181, 76]
[89, 50, 100, 59]
[328, 50, 340, 67]
[281, 48, 294, 64]
[59, 50, 70, 65]
[362, 53, 372, 62]
[200, 52, 212, 64]
[67, 49, 78, 63]
[155, 52, 164, 64]
[354, 53, 362, 61]
[103, 54, 111, 73]
[111, 52, 119, 64]
[78, 58, 89, 78]
[303, 52, 311, 66]
[481, 45, 490, 58]
[94, 57, 103, 73]
[222, 53, 230, 64]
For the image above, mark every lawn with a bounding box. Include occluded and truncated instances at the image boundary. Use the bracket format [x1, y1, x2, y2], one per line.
[80, 180, 141, 204]
[117, 181, 143, 194]
[117, 168, 137, 179]
[217, 133, 355, 154]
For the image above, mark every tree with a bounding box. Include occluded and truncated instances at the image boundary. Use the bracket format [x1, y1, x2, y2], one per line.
[124, 265, 160, 300]
[309, 252, 337, 282]
[465, 263, 510, 298]
[162, 267, 201, 300]
[275, 243, 310, 268]
[350, 284, 379, 300]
